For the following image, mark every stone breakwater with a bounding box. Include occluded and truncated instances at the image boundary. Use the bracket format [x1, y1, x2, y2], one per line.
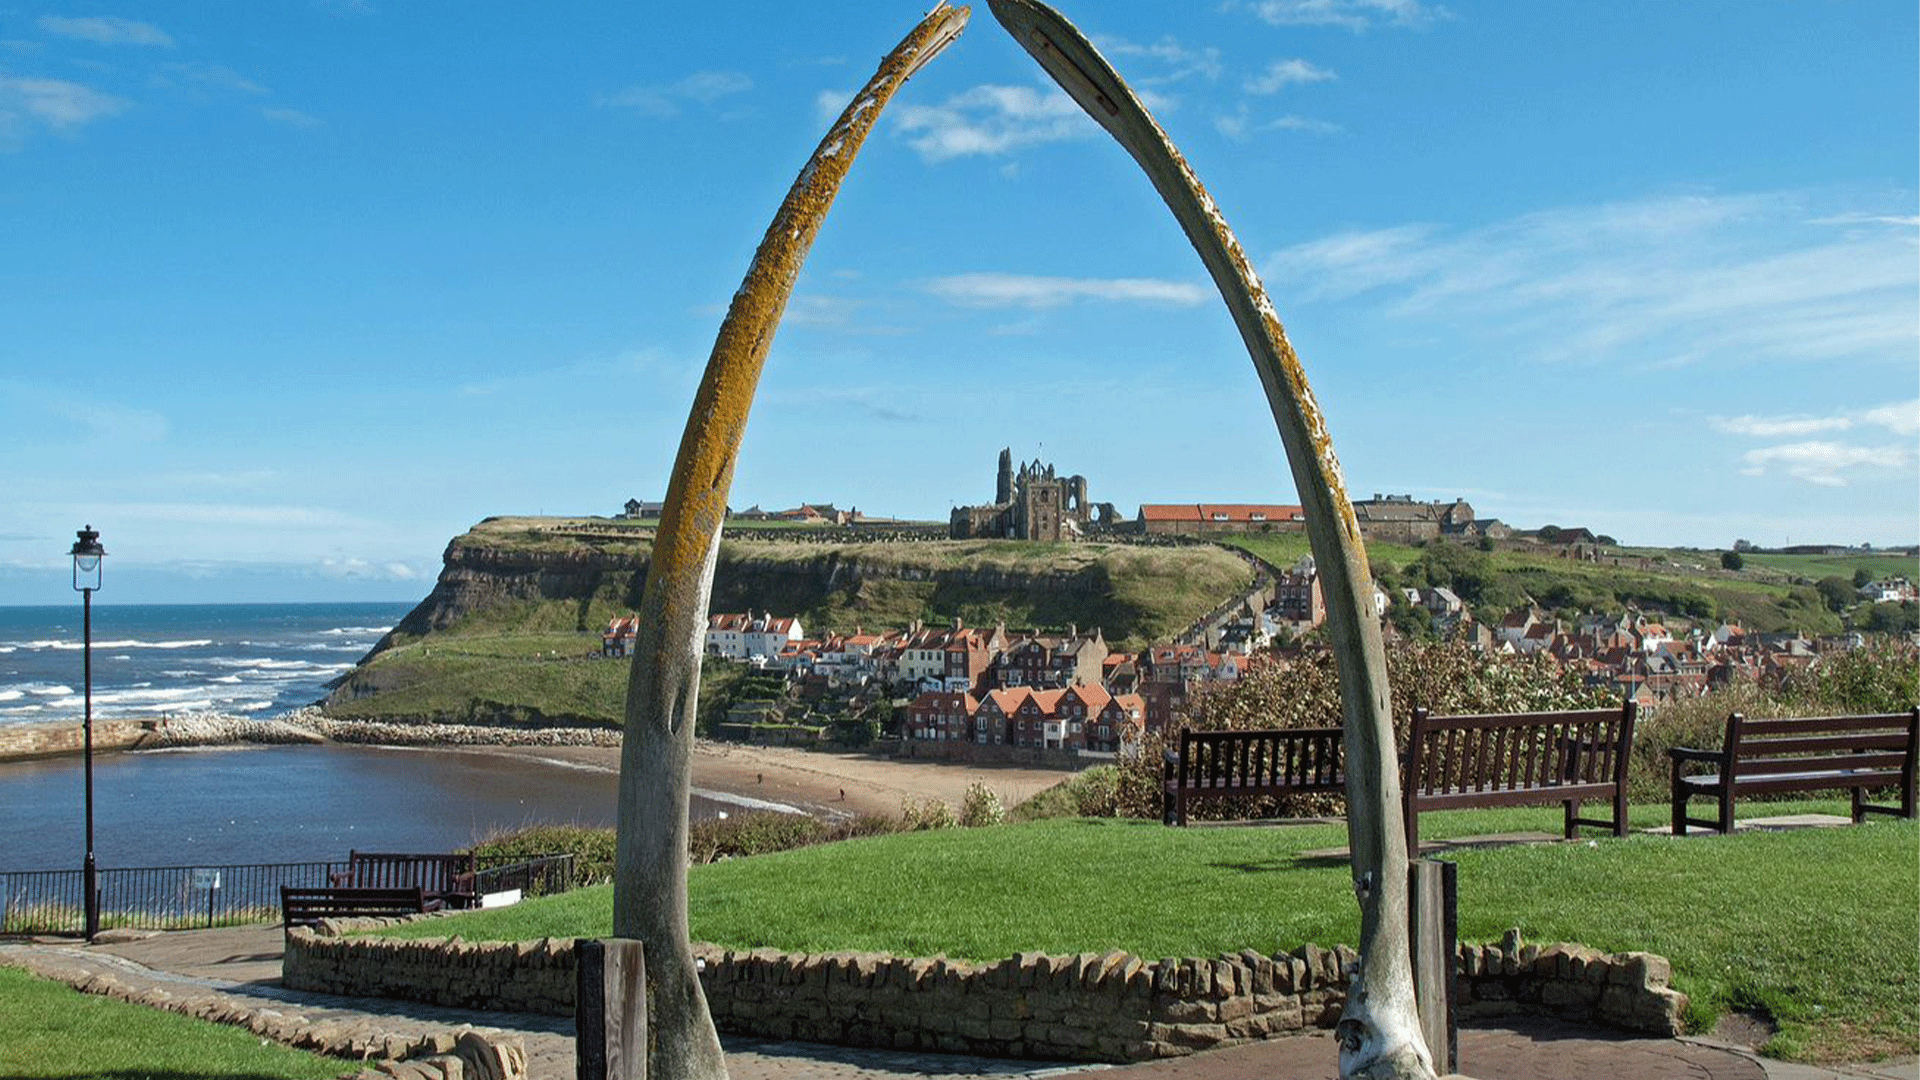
[286, 922, 1687, 1063]
[0, 708, 621, 763]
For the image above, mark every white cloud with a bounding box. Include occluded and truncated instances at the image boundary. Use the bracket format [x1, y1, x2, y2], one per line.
[1249, 0, 1449, 30]
[1263, 192, 1919, 369]
[1712, 400, 1919, 439]
[924, 273, 1208, 309]
[260, 106, 321, 128]
[891, 83, 1091, 161]
[37, 15, 174, 47]
[318, 557, 419, 581]
[1713, 414, 1851, 438]
[1245, 58, 1337, 93]
[1217, 108, 1343, 140]
[0, 74, 128, 133]
[1739, 441, 1914, 488]
[158, 62, 269, 96]
[1095, 35, 1222, 85]
[603, 70, 752, 118]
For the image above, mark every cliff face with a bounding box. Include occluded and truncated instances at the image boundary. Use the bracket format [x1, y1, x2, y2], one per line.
[359, 520, 1252, 664]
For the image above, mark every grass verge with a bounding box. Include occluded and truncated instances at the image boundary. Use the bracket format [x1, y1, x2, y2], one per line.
[0, 964, 344, 1079]
[380, 803, 1916, 1064]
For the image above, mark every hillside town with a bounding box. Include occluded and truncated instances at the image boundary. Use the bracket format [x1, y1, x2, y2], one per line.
[599, 557, 1917, 760]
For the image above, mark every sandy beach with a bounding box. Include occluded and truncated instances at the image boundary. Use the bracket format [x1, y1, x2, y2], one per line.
[471, 740, 1079, 820]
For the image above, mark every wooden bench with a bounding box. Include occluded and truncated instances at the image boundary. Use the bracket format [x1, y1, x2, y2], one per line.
[1161, 725, 1346, 826]
[280, 886, 430, 933]
[1668, 708, 1918, 835]
[1162, 704, 1639, 847]
[1401, 703, 1637, 852]
[330, 850, 478, 908]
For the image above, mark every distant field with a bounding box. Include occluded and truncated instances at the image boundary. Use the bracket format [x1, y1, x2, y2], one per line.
[1740, 551, 1917, 581]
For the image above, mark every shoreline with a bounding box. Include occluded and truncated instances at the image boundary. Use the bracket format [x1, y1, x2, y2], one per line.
[0, 711, 1078, 823]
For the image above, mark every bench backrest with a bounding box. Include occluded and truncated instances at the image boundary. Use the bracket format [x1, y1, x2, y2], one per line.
[1173, 726, 1345, 792]
[341, 851, 475, 893]
[1404, 703, 1637, 797]
[1723, 709, 1918, 782]
[281, 886, 426, 928]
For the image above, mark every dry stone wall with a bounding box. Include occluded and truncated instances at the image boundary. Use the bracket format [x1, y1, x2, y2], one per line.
[286, 924, 1685, 1062]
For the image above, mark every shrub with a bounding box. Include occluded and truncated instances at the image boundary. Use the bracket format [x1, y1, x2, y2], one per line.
[467, 823, 617, 888]
[690, 811, 828, 863]
[1775, 638, 1919, 714]
[900, 796, 957, 830]
[958, 782, 1006, 827]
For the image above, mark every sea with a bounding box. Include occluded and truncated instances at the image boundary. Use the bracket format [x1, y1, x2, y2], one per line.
[0, 602, 717, 873]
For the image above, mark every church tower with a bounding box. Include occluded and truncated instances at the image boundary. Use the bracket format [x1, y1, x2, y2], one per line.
[996, 447, 1013, 505]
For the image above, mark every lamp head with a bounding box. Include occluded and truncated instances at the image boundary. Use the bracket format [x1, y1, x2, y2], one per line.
[70, 525, 104, 591]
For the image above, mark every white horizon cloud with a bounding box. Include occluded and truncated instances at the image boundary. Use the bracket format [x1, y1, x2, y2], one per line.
[1712, 399, 1920, 439]
[37, 15, 173, 48]
[923, 272, 1208, 309]
[1245, 58, 1337, 94]
[1249, 0, 1450, 31]
[603, 70, 752, 118]
[1739, 441, 1914, 488]
[1263, 191, 1920, 370]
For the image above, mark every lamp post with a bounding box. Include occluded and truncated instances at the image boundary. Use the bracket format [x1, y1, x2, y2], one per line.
[70, 525, 104, 939]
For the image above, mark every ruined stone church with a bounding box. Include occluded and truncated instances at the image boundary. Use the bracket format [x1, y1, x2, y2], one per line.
[949, 448, 1115, 541]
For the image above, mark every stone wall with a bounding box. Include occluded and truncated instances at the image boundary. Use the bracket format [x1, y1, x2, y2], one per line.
[285, 924, 1685, 1063]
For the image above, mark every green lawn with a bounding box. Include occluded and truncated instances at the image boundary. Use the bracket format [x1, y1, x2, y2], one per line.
[382, 803, 1917, 1064]
[0, 965, 344, 1079]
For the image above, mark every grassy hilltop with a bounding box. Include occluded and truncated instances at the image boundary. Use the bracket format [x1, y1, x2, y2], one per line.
[324, 515, 1914, 727]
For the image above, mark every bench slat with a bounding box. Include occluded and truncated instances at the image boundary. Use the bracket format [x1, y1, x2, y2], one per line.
[1737, 733, 1909, 756]
[1738, 714, 1913, 735]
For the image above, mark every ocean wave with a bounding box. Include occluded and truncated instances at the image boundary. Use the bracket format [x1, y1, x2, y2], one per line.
[207, 657, 344, 672]
[0, 690, 20, 703]
[211, 675, 243, 684]
[323, 627, 393, 636]
[26, 684, 74, 697]
[13, 638, 216, 652]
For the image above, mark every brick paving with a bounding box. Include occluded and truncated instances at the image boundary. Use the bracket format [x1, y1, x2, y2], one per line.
[1, 927, 1911, 1080]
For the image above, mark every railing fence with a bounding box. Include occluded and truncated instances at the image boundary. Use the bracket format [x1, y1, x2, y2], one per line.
[3, 852, 583, 935]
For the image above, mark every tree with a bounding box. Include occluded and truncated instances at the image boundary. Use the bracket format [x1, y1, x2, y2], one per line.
[1720, 551, 1745, 571]
[613, 10, 969, 1079]
[1815, 575, 1856, 613]
[1862, 601, 1919, 635]
[1852, 568, 1873, 588]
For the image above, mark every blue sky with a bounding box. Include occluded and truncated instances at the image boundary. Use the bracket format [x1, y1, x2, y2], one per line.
[3, 0, 1915, 605]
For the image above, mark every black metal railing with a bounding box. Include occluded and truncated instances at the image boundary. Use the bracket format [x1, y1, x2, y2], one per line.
[2, 861, 343, 935]
[3, 852, 586, 935]
[472, 853, 576, 899]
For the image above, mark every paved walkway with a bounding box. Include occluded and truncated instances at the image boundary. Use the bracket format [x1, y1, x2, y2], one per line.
[0, 926, 1911, 1080]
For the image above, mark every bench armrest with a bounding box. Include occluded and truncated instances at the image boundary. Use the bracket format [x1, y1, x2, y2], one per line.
[1666, 746, 1723, 764]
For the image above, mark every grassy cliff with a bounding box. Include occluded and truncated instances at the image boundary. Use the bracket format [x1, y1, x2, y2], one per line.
[324, 517, 1256, 726]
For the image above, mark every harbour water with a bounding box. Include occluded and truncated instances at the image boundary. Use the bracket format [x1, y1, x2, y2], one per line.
[0, 603, 731, 871]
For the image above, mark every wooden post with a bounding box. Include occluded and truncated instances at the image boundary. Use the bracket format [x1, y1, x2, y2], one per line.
[576, 938, 646, 1080]
[1408, 860, 1458, 1076]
